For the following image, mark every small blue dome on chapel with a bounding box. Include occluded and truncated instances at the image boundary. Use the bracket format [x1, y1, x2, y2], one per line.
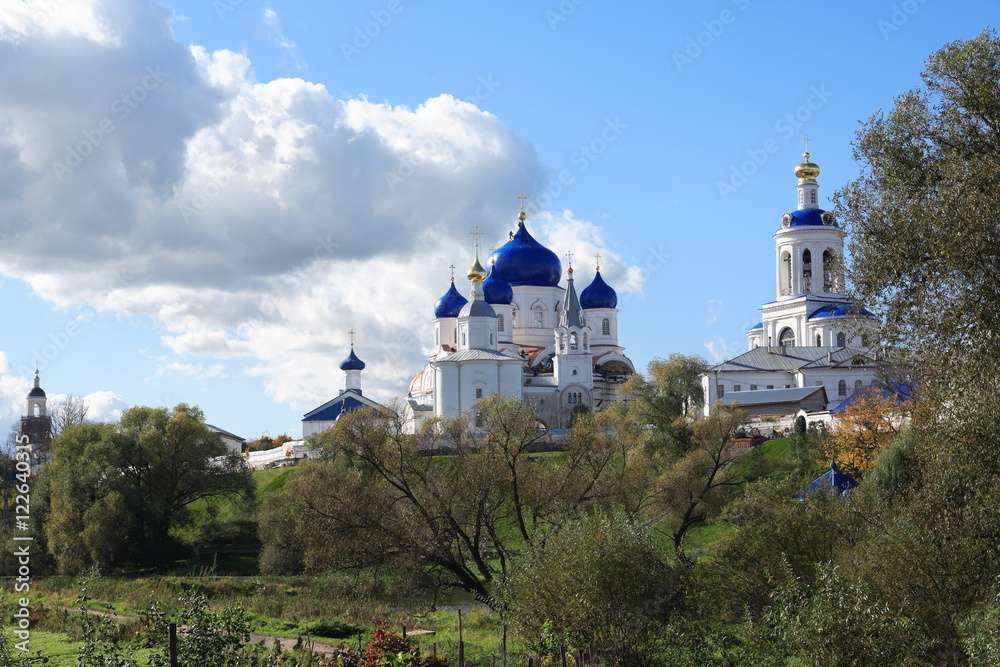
[434, 281, 469, 319]
[580, 270, 618, 309]
[339, 347, 366, 371]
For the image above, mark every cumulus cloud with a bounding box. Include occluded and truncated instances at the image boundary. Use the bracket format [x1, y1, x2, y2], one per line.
[704, 337, 735, 363]
[0, 0, 643, 411]
[706, 299, 723, 325]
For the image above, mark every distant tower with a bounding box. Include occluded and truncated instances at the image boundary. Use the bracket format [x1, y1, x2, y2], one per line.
[20, 371, 53, 470]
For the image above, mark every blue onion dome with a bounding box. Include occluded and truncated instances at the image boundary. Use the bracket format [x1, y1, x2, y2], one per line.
[339, 346, 365, 371]
[434, 280, 468, 318]
[580, 269, 618, 309]
[493, 212, 562, 287]
[483, 261, 513, 305]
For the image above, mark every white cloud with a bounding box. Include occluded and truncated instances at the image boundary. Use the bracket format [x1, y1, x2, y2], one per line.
[704, 337, 733, 363]
[0, 0, 643, 412]
[706, 298, 723, 325]
[156, 362, 228, 380]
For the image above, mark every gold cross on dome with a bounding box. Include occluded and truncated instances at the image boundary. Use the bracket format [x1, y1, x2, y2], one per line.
[470, 225, 483, 248]
[517, 193, 527, 213]
[594, 253, 601, 270]
[489, 246, 497, 264]
[565, 250, 574, 268]
[449, 264, 456, 280]
[801, 135, 810, 157]
[348, 329, 356, 346]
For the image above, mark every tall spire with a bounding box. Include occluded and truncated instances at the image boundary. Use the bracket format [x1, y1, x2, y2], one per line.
[794, 149, 821, 210]
[561, 255, 584, 329]
[467, 226, 487, 283]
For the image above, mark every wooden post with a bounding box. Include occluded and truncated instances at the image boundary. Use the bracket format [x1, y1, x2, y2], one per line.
[502, 624, 507, 667]
[168, 622, 178, 667]
[402, 625, 406, 639]
[432, 643, 437, 658]
[458, 608, 464, 667]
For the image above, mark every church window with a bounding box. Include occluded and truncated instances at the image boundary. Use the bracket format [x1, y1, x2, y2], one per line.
[750, 384, 757, 391]
[837, 332, 846, 347]
[823, 249, 838, 293]
[780, 251, 792, 295]
[734, 384, 741, 392]
[583, 333, 589, 350]
[838, 380, 847, 396]
[490, 333, 493, 345]
[602, 318, 610, 336]
[815, 334, 821, 347]
[572, 369, 578, 376]
[811, 190, 817, 204]
[802, 249, 812, 293]
[779, 327, 795, 347]
[497, 314, 504, 332]
[855, 380, 863, 391]
[798, 190, 804, 206]
[476, 388, 483, 399]
[852, 357, 865, 367]
[716, 385, 725, 399]
[475, 413, 484, 427]
[454, 329, 457, 344]
[534, 306, 544, 328]
[461, 333, 466, 346]
[570, 332, 578, 350]
[766, 384, 774, 390]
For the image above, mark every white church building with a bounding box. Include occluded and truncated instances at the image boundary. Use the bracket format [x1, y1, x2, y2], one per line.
[403, 205, 635, 432]
[702, 153, 880, 415]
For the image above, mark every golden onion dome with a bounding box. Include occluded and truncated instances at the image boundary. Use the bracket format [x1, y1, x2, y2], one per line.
[467, 252, 487, 282]
[794, 152, 820, 181]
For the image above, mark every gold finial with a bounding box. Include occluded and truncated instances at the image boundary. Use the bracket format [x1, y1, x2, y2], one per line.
[566, 251, 574, 274]
[517, 193, 527, 222]
[489, 246, 496, 265]
[594, 253, 601, 271]
[794, 141, 820, 182]
[467, 226, 487, 282]
[348, 329, 356, 347]
[449, 264, 456, 281]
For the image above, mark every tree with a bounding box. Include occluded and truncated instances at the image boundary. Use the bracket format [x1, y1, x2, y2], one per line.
[49, 394, 89, 435]
[499, 510, 683, 666]
[820, 386, 909, 479]
[259, 395, 656, 604]
[621, 353, 708, 457]
[45, 404, 253, 572]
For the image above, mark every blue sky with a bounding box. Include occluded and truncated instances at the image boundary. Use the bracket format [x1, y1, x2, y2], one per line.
[0, 0, 995, 440]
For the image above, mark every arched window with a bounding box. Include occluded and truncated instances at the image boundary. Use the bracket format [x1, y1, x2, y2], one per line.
[815, 334, 821, 347]
[802, 249, 812, 293]
[810, 190, 817, 204]
[533, 306, 544, 328]
[823, 249, 837, 293]
[583, 333, 589, 350]
[779, 327, 795, 347]
[461, 332, 466, 346]
[780, 251, 792, 295]
[602, 318, 610, 336]
[838, 380, 847, 396]
[855, 380, 863, 391]
[836, 332, 846, 347]
[572, 369, 578, 376]
[570, 332, 579, 350]
[497, 314, 504, 332]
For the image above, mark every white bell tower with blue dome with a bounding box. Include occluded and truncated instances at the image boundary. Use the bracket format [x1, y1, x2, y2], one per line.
[748, 152, 876, 350]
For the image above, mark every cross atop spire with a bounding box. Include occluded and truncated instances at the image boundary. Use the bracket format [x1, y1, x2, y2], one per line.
[517, 193, 526, 213]
[348, 329, 357, 347]
[489, 245, 496, 265]
[470, 225, 483, 248]
[801, 135, 810, 159]
[449, 264, 456, 281]
[594, 253, 601, 271]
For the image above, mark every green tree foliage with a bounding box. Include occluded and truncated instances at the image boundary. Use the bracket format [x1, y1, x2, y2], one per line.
[499, 510, 683, 667]
[260, 395, 655, 604]
[621, 354, 707, 457]
[45, 405, 253, 573]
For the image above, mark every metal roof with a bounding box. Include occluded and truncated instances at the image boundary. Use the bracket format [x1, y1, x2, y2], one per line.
[710, 346, 871, 373]
[721, 385, 827, 407]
